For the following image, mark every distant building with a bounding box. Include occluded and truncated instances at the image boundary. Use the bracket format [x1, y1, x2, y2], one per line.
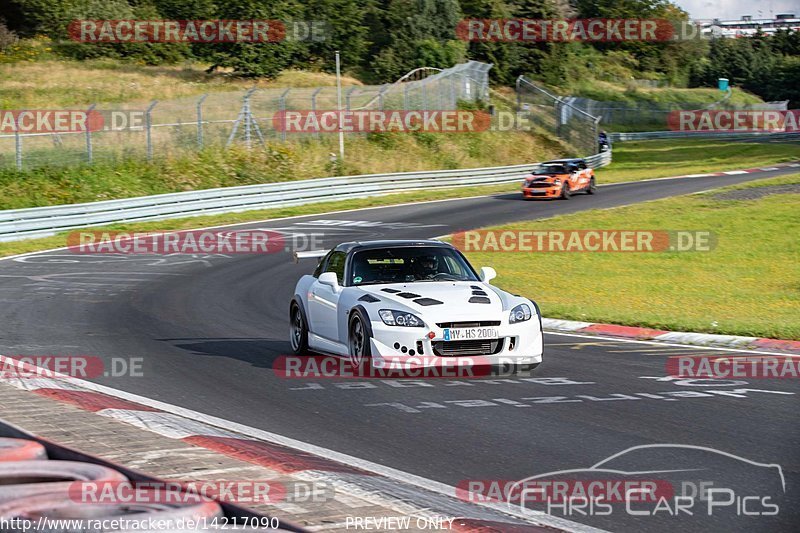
[696, 14, 799, 38]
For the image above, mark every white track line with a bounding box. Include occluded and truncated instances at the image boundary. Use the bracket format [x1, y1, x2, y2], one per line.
[0, 354, 602, 533]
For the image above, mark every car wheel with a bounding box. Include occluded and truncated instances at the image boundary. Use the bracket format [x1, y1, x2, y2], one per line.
[348, 311, 372, 367]
[289, 302, 309, 355]
[560, 183, 571, 200]
[587, 177, 596, 194]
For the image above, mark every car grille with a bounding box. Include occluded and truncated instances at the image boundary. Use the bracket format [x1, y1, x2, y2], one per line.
[526, 182, 554, 189]
[433, 339, 503, 357]
[436, 321, 501, 328]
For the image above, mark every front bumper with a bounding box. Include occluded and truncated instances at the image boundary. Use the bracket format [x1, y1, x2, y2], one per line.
[522, 186, 561, 199]
[368, 318, 544, 368]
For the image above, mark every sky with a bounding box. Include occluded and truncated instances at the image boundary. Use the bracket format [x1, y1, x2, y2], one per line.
[673, 0, 800, 20]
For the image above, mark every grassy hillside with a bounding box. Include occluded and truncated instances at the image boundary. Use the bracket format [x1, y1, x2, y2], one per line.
[0, 58, 363, 108]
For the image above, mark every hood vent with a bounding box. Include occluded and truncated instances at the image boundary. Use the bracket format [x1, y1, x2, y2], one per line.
[414, 297, 443, 306]
[397, 292, 421, 299]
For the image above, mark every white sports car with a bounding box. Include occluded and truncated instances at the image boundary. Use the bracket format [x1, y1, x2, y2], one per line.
[289, 240, 543, 370]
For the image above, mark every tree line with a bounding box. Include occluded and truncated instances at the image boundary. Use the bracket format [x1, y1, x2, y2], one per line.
[3, 0, 800, 105]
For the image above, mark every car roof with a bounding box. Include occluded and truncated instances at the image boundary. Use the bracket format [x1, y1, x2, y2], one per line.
[333, 240, 453, 254]
[542, 158, 585, 164]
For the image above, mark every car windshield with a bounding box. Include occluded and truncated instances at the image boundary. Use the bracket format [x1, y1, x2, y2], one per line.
[350, 247, 479, 285]
[532, 164, 567, 175]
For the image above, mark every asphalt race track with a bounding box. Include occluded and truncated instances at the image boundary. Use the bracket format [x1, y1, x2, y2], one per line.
[1, 168, 798, 532]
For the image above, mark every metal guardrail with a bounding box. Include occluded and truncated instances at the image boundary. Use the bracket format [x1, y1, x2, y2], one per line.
[0, 152, 612, 242]
[610, 131, 800, 142]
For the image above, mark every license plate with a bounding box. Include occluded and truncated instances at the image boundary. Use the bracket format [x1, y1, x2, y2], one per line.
[443, 327, 500, 341]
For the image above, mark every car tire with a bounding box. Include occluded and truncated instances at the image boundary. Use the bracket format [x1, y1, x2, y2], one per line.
[348, 311, 372, 367]
[560, 183, 571, 200]
[586, 177, 596, 194]
[289, 301, 309, 355]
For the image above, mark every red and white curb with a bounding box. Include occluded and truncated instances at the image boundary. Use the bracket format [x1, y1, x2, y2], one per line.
[667, 161, 800, 179]
[0, 355, 601, 533]
[541, 318, 800, 354]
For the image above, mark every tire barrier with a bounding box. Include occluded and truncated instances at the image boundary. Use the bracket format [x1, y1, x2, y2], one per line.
[0, 435, 252, 532]
[0, 438, 47, 462]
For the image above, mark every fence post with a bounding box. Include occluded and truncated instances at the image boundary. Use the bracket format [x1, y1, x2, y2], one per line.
[311, 87, 323, 140]
[145, 100, 158, 161]
[279, 89, 290, 143]
[196, 94, 208, 150]
[346, 87, 357, 111]
[85, 104, 96, 164]
[14, 114, 22, 171]
[378, 84, 388, 110]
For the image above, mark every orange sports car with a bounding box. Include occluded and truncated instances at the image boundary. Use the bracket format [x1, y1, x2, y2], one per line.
[521, 158, 596, 200]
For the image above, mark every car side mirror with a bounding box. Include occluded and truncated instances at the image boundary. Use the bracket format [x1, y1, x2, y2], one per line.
[318, 272, 340, 291]
[479, 267, 497, 283]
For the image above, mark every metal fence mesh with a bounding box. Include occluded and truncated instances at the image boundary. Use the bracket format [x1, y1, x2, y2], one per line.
[515, 76, 600, 156]
[565, 97, 789, 132]
[0, 61, 492, 170]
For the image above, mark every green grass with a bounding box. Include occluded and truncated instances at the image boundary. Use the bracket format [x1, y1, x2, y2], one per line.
[462, 174, 800, 340]
[598, 139, 800, 183]
[0, 132, 561, 210]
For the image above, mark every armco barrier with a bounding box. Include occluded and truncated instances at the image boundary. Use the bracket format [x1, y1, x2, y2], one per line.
[0, 152, 611, 242]
[610, 130, 800, 142]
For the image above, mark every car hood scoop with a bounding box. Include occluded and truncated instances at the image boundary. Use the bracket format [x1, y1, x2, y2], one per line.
[364, 282, 503, 319]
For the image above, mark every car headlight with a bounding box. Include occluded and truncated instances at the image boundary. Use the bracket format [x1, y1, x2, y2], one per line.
[379, 309, 425, 327]
[509, 304, 532, 324]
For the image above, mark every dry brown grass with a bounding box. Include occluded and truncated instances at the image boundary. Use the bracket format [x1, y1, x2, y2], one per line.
[0, 60, 362, 108]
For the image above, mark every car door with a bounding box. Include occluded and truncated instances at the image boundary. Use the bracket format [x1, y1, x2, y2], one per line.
[576, 160, 591, 189]
[308, 250, 346, 342]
